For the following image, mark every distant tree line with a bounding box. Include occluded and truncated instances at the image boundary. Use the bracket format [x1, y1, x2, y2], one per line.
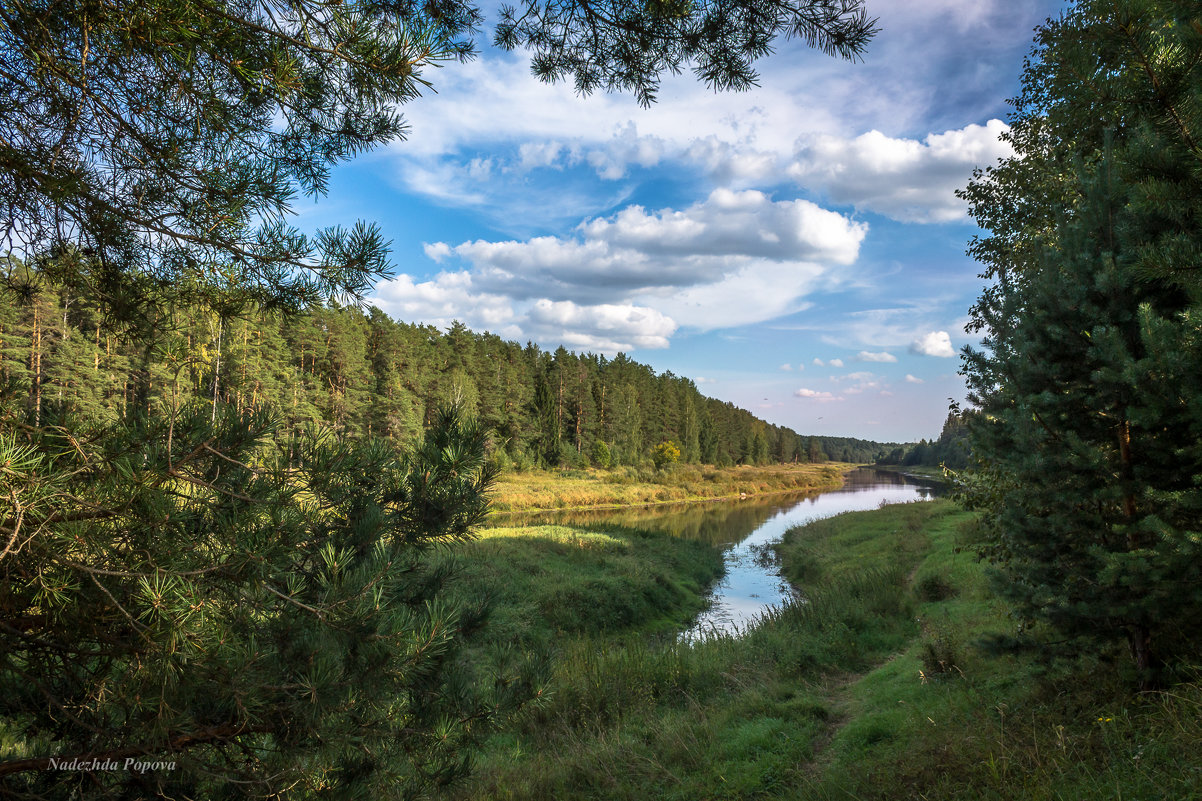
[0, 265, 896, 472]
[878, 411, 972, 471]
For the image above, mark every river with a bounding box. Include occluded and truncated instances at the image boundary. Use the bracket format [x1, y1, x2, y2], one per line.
[489, 467, 942, 638]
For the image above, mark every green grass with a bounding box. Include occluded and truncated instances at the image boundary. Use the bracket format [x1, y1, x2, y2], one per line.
[443, 502, 951, 800]
[802, 507, 1202, 801]
[442, 524, 723, 646]
[440, 500, 1202, 801]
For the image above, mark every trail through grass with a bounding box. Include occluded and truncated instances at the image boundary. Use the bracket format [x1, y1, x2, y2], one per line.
[440, 500, 1202, 800]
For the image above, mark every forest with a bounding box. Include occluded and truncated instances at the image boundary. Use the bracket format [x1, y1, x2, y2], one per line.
[0, 272, 893, 471]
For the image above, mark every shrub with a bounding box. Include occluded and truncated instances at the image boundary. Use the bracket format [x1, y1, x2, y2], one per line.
[590, 440, 613, 469]
[652, 440, 681, 470]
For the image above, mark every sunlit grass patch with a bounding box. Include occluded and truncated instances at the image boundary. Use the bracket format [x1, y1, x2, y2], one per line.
[489, 463, 852, 513]
[475, 525, 629, 551]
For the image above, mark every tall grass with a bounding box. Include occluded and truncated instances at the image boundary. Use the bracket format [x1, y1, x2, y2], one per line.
[488, 463, 850, 513]
[444, 500, 1202, 800]
[446, 504, 949, 800]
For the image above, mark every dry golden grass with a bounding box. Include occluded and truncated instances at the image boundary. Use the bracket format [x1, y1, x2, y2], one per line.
[488, 463, 852, 513]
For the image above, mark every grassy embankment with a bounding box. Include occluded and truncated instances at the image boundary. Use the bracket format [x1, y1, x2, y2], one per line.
[441, 500, 1202, 800]
[871, 463, 949, 482]
[488, 462, 852, 513]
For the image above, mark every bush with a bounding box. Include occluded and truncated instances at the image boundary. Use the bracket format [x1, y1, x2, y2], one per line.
[590, 440, 613, 469]
[652, 440, 681, 470]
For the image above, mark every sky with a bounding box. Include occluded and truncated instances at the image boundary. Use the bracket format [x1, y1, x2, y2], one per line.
[308, 0, 1068, 443]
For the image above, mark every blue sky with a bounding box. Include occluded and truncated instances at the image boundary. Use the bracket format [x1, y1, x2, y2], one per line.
[308, 0, 1067, 442]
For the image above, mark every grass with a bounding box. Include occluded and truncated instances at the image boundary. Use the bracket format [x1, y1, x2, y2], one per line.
[443, 501, 951, 800]
[441, 499, 1202, 801]
[447, 524, 723, 642]
[487, 462, 851, 513]
[802, 507, 1202, 801]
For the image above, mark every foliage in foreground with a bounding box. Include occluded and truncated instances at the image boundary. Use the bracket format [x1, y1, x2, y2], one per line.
[1, 0, 874, 318]
[0, 402, 526, 798]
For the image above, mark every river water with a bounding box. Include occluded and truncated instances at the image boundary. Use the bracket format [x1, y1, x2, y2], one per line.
[488, 468, 942, 638]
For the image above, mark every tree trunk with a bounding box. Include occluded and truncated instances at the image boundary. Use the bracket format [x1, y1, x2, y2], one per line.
[211, 317, 223, 423]
[30, 301, 41, 427]
[1119, 418, 1157, 687]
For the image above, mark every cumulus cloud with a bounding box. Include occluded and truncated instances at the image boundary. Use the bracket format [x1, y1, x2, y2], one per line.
[905, 374, 925, 384]
[527, 299, 677, 351]
[829, 358, 845, 368]
[910, 331, 957, 357]
[434, 189, 865, 310]
[390, 190, 867, 347]
[577, 188, 864, 263]
[372, 272, 519, 335]
[586, 123, 666, 179]
[372, 274, 677, 353]
[779, 363, 793, 371]
[795, 388, 842, 401]
[785, 120, 1012, 222]
[857, 350, 898, 363]
[813, 358, 825, 367]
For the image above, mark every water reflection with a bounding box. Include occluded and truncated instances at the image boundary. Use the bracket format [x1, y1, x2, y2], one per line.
[488, 469, 943, 636]
[683, 468, 941, 639]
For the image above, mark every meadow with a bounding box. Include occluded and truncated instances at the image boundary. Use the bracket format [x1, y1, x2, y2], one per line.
[487, 462, 851, 513]
[436, 499, 1202, 800]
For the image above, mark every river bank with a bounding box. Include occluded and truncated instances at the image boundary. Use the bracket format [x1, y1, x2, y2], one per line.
[487, 462, 853, 513]
[439, 495, 1202, 800]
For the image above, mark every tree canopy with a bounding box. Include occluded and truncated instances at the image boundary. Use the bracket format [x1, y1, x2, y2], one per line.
[960, 0, 1202, 683]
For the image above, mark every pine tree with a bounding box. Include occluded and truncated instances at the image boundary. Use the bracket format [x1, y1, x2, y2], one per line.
[0, 399, 517, 796]
[961, 0, 1202, 680]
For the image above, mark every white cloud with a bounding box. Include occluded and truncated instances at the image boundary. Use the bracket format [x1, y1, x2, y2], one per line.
[585, 123, 666, 179]
[835, 371, 884, 395]
[372, 272, 518, 333]
[518, 141, 566, 170]
[434, 189, 865, 310]
[785, 121, 1013, 222]
[779, 363, 793, 371]
[812, 305, 955, 350]
[643, 260, 823, 331]
[578, 188, 864, 264]
[829, 358, 845, 368]
[905, 374, 925, 384]
[397, 190, 866, 344]
[911, 331, 957, 357]
[422, 241, 453, 262]
[371, 273, 678, 354]
[857, 350, 898, 363]
[527, 299, 678, 351]
[813, 358, 825, 367]
[795, 388, 842, 401]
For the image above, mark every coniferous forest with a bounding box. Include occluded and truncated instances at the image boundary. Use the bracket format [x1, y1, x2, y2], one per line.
[0, 272, 891, 471]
